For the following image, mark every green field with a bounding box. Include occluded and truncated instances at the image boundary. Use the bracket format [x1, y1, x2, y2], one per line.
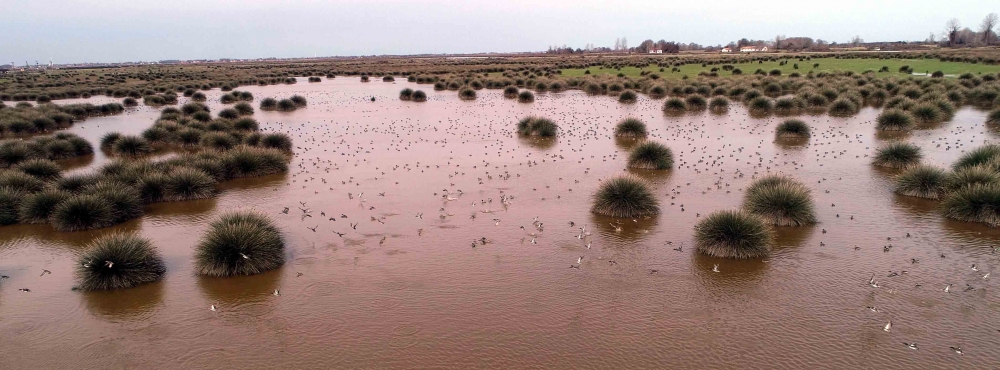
[559, 57, 1000, 80]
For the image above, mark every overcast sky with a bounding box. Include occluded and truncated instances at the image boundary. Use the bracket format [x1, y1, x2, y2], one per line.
[0, 0, 994, 64]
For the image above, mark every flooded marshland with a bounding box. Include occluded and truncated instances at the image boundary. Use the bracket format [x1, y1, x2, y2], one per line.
[1, 78, 999, 369]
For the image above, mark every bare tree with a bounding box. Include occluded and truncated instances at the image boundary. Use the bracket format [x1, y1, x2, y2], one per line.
[621, 37, 628, 52]
[851, 35, 863, 46]
[774, 35, 786, 50]
[614, 38, 621, 52]
[981, 13, 999, 45]
[946, 18, 962, 46]
[926, 32, 937, 44]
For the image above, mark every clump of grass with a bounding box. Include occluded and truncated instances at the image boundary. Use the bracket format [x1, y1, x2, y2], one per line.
[941, 184, 1000, 227]
[259, 133, 292, 152]
[517, 90, 535, 103]
[17, 188, 69, 223]
[111, 136, 154, 157]
[458, 88, 477, 100]
[86, 181, 143, 223]
[49, 194, 114, 231]
[895, 165, 947, 199]
[987, 109, 1000, 125]
[412, 90, 427, 102]
[685, 95, 707, 110]
[875, 109, 915, 131]
[747, 96, 773, 114]
[591, 175, 659, 218]
[619, 91, 638, 104]
[775, 119, 810, 138]
[165, 168, 216, 201]
[952, 144, 1000, 170]
[234, 102, 254, 116]
[945, 165, 999, 192]
[99, 132, 122, 150]
[694, 210, 773, 259]
[0, 187, 24, 225]
[910, 103, 943, 124]
[827, 98, 859, 116]
[399, 88, 414, 101]
[742, 178, 816, 226]
[515, 116, 558, 137]
[221, 146, 289, 178]
[200, 132, 237, 151]
[260, 98, 278, 111]
[232, 117, 260, 131]
[627, 141, 673, 170]
[136, 172, 168, 203]
[614, 117, 647, 138]
[277, 99, 297, 111]
[648, 85, 667, 99]
[75, 232, 166, 291]
[0, 170, 45, 192]
[709, 97, 729, 112]
[290, 95, 307, 107]
[15, 159, 61, 181]
[872, 142, 922, 169]
[195, 211, 285, 277]
[662, 98, 687, 114]
[503, 86, 519, 99]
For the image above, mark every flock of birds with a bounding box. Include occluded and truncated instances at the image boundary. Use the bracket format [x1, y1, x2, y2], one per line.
[2, 82, 998, 363]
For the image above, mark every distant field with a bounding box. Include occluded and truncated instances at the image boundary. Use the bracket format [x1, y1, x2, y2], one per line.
[559, 57, 1000, 80]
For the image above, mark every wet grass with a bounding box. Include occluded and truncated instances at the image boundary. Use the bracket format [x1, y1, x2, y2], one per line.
[742, 178, 816, 226]
[591, 175, 660, 218]
[195, 211, 285, 277]
[872, 142, 922, 169]
[895, 165, 948, 199]
[627, 141, 673, 170]
[695, 210, 773, 259]
[75, 232, 166, 291]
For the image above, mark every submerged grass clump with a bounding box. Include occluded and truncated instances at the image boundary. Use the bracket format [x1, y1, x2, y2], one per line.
[953, 144, 1000, 170]
[111, 135, 154, 157]
[49, 194, 114, 231]
[627, 141, 673, 170]
[742, 178, 816, 226]
[591, 175, 660, 218]
[872, 142, 922, 169]
[618, 91, 638, 104]
[504, 86, 519, 99]
[945, 165, 999, 192]
[895, 165, 948, 199]
[775, 119, 810, 138]
[0, 186, 24, 225]
[75, 232, 166, 291]
[614, 117, 647, 138]
[458, 87, 477, 101]
[695, 210, 773, 259]
[195, 211, 285, 277]
[516, 116, 558, 137]
[662, 97, 687, 113]
[399, 88, 414, 101]
[517, 90, 535, 103]
[941, 184, 1000, 227]
[412, 90, 427, 102]
[876, 109, 915, 131]
[18, 188, 70, 223]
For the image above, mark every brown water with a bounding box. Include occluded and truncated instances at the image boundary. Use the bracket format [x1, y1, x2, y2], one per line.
[2, 78, 999, 369]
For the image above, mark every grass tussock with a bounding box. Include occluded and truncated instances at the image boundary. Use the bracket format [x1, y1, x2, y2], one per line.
[872, 142, 922, 169]
[591, 175, 660, 218]
[195, 211, 285, 277]
[695, 210, 773, 259]
[614, 117, 647, 138]
[627, 141, 673, 170]
[516, 116, 558, 137]
[75, 232, 166, 291]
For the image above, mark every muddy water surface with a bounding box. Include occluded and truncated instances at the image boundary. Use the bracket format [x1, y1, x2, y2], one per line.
[1, 78, 999, 369]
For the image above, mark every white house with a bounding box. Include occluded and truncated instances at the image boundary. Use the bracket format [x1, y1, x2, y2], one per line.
[739, 46, 768, 53]
[721, 47, 732, 53]
[648, 49, 663, 54]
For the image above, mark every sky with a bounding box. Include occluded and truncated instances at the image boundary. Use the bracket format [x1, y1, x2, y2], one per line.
[0, 0, 995, 64]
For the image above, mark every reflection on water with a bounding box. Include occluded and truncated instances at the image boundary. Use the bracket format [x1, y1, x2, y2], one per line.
[83, 281, 164, 321]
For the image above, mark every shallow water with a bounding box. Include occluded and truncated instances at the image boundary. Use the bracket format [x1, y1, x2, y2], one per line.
[1, 78, 999, 369]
